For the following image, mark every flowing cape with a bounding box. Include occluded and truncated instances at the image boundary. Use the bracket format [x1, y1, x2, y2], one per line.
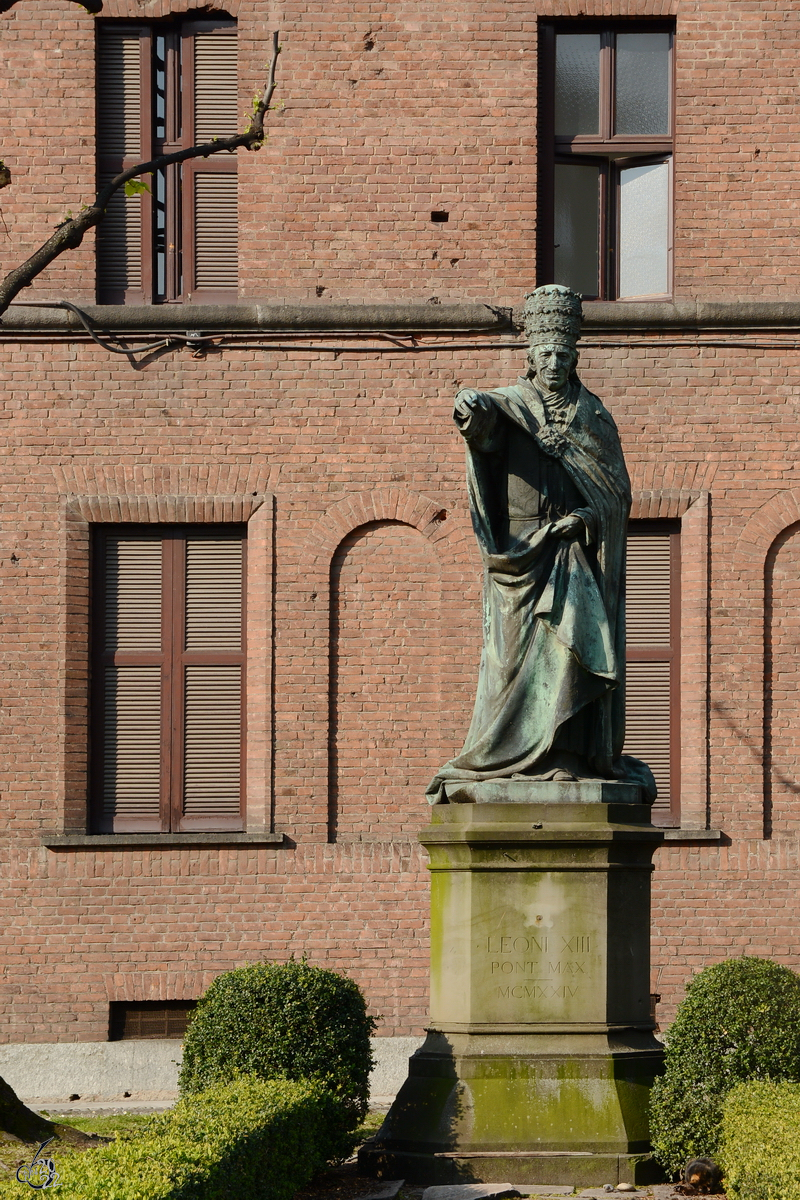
[427, 377, 656, 804]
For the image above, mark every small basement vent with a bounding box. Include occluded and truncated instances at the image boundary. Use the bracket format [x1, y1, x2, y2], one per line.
[109, 1000, 197, 1040]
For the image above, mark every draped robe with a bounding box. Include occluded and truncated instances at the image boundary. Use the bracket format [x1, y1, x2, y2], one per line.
[427, 374, 656, 804]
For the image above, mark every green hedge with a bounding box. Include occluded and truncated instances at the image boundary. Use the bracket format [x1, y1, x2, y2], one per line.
[721, 1080, 800, 1200]
[5, 1077, 341, 1200]
[649, 956, 800, 1175]
[179, 959, 376, 1148]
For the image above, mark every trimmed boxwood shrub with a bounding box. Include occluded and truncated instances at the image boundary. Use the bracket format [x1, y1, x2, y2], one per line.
[178, 959, 376, 1150]
[721, 1080, 800, 1200]
[5, 1076, 340, 1200]
[650, 956, 800, 1176]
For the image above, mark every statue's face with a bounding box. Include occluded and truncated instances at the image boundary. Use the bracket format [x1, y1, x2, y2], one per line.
[529, 342, 577, 391]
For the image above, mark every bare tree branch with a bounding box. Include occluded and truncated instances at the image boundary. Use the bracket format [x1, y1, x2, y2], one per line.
[0, 30, 280, 320]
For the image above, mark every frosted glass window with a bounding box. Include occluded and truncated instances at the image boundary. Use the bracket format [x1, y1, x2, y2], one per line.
[619, 161, 669, 297]
[554, 162, 600, 297]
[616, 34, 670, 135]
[555, 34, 600, 136]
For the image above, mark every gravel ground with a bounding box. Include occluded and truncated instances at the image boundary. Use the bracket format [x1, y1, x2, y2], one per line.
[291, 1167, 722, 1200]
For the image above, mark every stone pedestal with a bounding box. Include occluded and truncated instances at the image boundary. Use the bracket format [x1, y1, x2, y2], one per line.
[359, 782, 664, 1186]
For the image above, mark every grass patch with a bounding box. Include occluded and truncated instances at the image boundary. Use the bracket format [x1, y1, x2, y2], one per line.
[0, 1111, 146, 1187]
[354, 1111, 384, 1143]
[37, 1112, 155, 1138]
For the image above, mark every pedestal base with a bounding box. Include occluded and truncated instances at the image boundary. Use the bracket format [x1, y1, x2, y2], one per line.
[359, 1028, 664, 1186]
[359, 788, 665, 1186]
[359, 1148, 661, 1188]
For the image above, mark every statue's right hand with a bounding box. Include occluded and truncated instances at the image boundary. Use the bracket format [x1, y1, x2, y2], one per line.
[454, 389, 492, 421]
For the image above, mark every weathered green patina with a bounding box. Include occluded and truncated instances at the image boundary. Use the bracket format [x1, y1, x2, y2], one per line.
[359, 795, 664, 1185]
[427, 286, 654, 804]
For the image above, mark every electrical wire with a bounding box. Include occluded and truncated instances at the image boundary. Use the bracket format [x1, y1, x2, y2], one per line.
[9, 300, 176, 355]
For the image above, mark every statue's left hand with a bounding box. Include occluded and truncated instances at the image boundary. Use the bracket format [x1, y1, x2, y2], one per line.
[550, 514, 585, 540]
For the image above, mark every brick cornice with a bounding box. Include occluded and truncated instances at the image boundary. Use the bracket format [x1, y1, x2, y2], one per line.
[96, 0, 241, 15]
[537, 0, 677, 13]
[52, 461, 275, 502]
[65, 494, 265, 524]
[631, 488, 703, 520]
[0, 0, 102, 11]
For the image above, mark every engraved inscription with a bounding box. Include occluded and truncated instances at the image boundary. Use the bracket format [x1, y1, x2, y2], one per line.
[486, 934, 550, 954]
[562, 935, 591, 953]
[485, 931, 592, 1002]
[496, 983, 579, 1000]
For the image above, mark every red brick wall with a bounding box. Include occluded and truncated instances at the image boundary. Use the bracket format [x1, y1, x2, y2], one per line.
[3, 0, 800, 1043]
[0, 337, 798, 1037]
[0, 2, 95, 306]
[7, 0, 800, 308]
[331, 521, 444, 840]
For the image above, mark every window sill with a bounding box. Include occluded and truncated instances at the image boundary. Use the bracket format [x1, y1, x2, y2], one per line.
[661, 828, 723, 842]
[42, 832, 284, 849]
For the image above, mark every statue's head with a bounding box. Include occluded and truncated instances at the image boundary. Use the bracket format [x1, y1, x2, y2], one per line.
[523, 285, 583, 389]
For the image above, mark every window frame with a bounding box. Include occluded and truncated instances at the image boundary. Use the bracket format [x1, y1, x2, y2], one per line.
[538, 20, 676, 301]
[95, 17, 238, 306]
[89, 524, 247, 834]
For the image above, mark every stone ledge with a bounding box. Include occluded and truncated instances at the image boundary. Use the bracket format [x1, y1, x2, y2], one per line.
[582, 299, 800, 331]
[661, 828, 723, 841]
[0, 1036, 422, 1107]
[441, 779, 642, 804]
[1, 301, 513, 334]
[5, 299, 800, 335]
[42, 832, 284, 848]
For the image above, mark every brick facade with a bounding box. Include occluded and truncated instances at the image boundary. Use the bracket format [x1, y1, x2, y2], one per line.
[2, 0, 800, 1047]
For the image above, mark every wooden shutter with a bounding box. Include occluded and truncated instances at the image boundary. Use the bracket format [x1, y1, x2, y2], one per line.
[183, 666, 243, 824]
[179, 535, 244, 830]
[193, 29, 238, 140]
[102, 666, 162, 828]
[193, 173, 238, 291]
[624, 523, 680, 824]
[185, 537, 243, 650]
[92, 528, 245, 833]
[94, 535, 164, 831]
[182, 21, 239, 301]
[96, 25, 150, 303]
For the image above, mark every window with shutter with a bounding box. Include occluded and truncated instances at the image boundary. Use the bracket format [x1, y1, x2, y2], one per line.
[96, 19, 238, 304]
[624, 521, 680, 825]
[91, 526, 246, 832]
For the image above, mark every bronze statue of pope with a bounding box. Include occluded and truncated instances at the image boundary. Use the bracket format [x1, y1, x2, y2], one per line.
[428, 285, 655, 804]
